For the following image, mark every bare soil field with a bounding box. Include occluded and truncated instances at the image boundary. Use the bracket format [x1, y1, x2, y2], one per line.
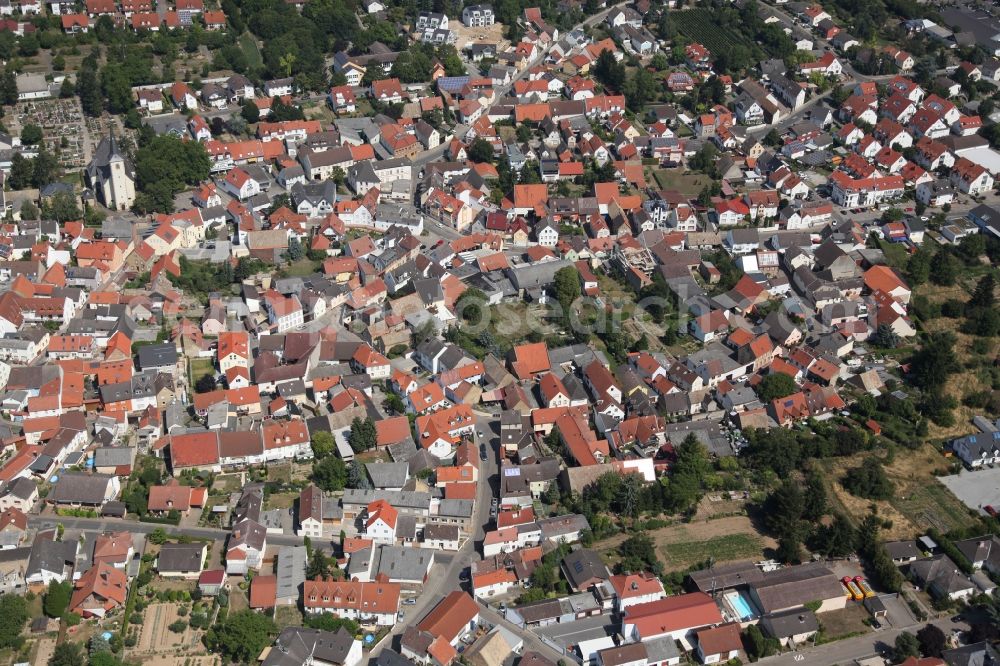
[31, 637, 56, 666]
[693, 493, 751, 520]
[141, 655, 220, 666]
[452, 21, 508, 50]
[818, 604, 870, 641]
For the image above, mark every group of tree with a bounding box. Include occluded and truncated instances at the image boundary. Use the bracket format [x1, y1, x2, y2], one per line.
[741, 422, 876, 479]
[617, 533, 663, 575]
[8, 150, 60, 190]
[756, 373, 797, 403]
[41, 191, 82, 224]
[347, 417, 377, 453]
[205, 610, 277, 664]
[894, 624, 947, 662]
[657, 433, 713, 515]
[518, 542, 573, 603]
[762, 472, 830, 563]
[744, 624, 782, 661]
[120, 459, 163, 517]
[908, 331, 960, 426]
[167, 256, 235, 295]
[0, 594, 28, 650]
[133, 132, 211, 213]
[841, 457, 894, 501]
[856, 513, 904, 593]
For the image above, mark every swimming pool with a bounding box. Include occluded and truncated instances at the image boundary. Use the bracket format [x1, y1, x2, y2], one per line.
[724, 591, 755, 621]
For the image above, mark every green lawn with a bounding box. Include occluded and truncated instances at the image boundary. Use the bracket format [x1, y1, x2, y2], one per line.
[650, 169, 712, 196]
[239, 33, 263, 69]
[878, 240, 910, 271]
[189, 358, 216, 388]
[273, 606, 304, 630]
[284, 259, 323, 277]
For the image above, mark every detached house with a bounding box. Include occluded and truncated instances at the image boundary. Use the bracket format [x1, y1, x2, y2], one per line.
[951, 157, 994, 195]
[952, 430, 1000, 468]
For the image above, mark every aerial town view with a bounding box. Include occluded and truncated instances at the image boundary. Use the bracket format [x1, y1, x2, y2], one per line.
[0, 0, 999, 664]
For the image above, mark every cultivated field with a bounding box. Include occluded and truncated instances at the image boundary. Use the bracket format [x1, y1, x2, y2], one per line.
[133, 603, 204, 655]
[598, 515, 773, 572]
[671, 9, 756, 55]
[273, 605, 305, 630]
[140, 655, 220, 666]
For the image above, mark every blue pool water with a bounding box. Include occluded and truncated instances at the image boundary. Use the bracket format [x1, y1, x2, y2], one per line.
[726, 592, 755, 620]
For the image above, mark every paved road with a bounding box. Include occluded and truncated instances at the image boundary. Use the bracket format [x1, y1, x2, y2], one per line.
[476, 601, 569, 664]
[365, 411, 500, 662]
[758, 617, 966, 666]
[26, 514, 307, 547]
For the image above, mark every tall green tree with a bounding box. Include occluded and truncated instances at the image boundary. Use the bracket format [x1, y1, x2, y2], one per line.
[467, 138, 494, 163]
[553, 266, 581, 311]
[311, 431, 334, 459]
[594, 49, 625, 91]
[347, 417, 377, 453]
[757, 373, 797, 402]
[48, 642, 84, 666]
[0, 594, 28, 649]
[970, 273, 996, 309]
[0, 68, 17, 106]
[910, 332, 958, 390]
[206, 610, 277, 664]
[100, 63, 135, 114]
[312, 456, 347, 492]
[43, 580, 71, 618]
[894, 632, 920, 660]
[917, 624, 947, 658]
[929, 249, 960, 286]
[764, 480, 804, 540]
[77, 66, 102, 116]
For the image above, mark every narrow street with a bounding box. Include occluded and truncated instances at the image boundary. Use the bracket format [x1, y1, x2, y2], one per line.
[365, 411, 500, 660]
[758, 617, 967, 666]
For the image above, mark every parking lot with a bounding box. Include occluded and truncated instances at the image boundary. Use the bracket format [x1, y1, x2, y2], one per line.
[938, 466, 1000, 516]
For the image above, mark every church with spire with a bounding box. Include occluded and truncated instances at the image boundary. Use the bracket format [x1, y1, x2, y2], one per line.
[85, 133, 136, 211]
